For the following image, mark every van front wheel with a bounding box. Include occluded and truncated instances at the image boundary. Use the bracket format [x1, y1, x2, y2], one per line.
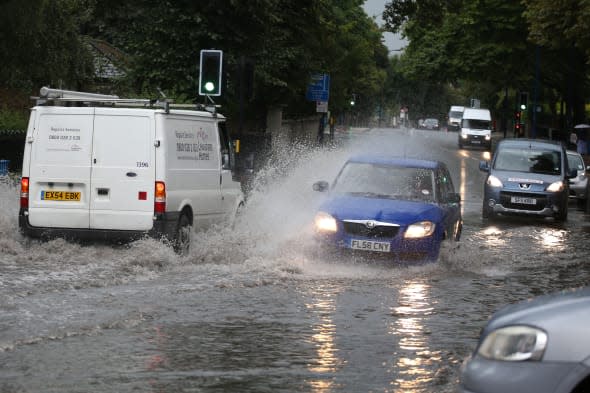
[174, 214, 192, 255]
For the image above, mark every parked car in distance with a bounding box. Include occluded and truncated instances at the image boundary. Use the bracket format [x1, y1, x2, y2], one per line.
[459, 286, 590, 393]
[312, 156, 462, 263]
[479, 138, 573, 222]
[566, 150, 588, 204]
[421, 118, 440, 130]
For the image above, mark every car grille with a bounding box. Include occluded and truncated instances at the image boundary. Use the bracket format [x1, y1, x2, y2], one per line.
[342, 222, 399, 239]
[499, 191, 548, 211]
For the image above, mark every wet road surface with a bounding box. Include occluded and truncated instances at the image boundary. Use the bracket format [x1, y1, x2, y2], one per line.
[1, 128, 590, 392]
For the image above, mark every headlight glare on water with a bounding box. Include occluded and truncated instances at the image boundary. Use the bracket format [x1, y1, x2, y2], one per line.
[477, 325, 547, 361]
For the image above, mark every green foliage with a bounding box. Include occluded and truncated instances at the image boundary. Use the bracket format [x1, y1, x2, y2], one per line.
[0, 109, 28, 131]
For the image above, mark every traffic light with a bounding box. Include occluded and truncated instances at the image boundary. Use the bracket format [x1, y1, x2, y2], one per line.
[520, 92, 528, 110]
[199, 50, 223, 96]
[514, 110, 523, 136]
[350, 94, 356, 106]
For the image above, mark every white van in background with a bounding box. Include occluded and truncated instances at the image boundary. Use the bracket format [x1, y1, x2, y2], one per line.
[19, 87, 244, 254]
[447, 105, 465, 131]
[458, 107, 492, 150]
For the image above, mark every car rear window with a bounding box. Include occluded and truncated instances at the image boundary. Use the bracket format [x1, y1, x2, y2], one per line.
[494, 147, 561, 175]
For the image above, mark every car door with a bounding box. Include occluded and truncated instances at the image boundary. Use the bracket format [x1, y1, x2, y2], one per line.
[436, 167, 461, 238]
[89, 109, 155, 231]
[27, 107, 94, 229]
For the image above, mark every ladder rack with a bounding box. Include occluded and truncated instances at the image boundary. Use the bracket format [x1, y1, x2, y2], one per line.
[32, 87, 219, 116]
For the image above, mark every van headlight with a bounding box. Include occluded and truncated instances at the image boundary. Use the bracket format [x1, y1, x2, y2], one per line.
[546, 181, 564, 192]
[314, 212, 338, 233]
[478, 325, 547, 361]
[485, 134, 491, 140]
[461, 133, 468, 139]
[404, 221, 435, 238]
[486, 175, 503, 187]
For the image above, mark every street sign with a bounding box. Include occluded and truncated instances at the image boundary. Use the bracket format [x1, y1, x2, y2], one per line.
[306, 73, 330, 102]
[316, 101, 328, 113]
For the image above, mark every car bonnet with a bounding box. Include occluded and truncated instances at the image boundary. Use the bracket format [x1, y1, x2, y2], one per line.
[318, 194, 442, 224]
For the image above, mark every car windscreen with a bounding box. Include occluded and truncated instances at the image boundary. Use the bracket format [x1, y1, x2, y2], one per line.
[332, 162, 435, 202]
[493, 147, 562, 175]
[462, 119, 490, 129]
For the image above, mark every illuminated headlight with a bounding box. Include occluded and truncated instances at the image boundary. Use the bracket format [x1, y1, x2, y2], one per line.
[404, 221, 435, 238]
[478, 325, 547, 361]
[485, 134, 491, 140]
[314, 212, 338, 233]
[546, 181, 564, 192]
[486, 175, 503, 187]
[461, 133, 468, 139]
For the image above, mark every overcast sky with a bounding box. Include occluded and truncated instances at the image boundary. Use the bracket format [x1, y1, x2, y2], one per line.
[362, 0, 407, 52]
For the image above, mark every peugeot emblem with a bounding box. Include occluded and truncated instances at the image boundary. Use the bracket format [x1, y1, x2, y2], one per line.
[365, 220, 376, 229]
[519, 183, 531, 190]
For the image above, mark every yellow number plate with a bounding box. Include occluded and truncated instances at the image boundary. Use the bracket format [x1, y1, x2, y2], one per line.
[41, 190, 81, 201]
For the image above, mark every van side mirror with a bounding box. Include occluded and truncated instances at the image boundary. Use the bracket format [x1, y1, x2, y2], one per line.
[567, 168, 578, 179]
[479, 160, 490, 172]
[313, 181, 329, 192]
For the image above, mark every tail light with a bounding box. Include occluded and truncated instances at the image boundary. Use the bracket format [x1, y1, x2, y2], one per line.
[154, 181, 166, 214]
[20, 177, 29, 208]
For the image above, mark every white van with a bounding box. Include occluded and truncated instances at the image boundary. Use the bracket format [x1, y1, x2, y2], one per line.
[458, 108, 492, 150]
[19, 87, 244, 254]
[447, 105, 464, 131]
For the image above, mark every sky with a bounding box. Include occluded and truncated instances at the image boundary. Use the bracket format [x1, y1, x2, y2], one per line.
[362, 0, 407, 52]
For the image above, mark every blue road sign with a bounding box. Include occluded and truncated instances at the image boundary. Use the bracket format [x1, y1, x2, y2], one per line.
[306, 73, 330, 102]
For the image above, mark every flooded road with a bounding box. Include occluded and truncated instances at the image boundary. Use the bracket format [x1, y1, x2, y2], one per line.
[1, 128, 590, 393]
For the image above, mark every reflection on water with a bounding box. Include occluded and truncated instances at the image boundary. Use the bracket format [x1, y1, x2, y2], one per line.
[306, 286, 339, 392]
[534, 227, 567, 250]
[389, 280, 437, 391]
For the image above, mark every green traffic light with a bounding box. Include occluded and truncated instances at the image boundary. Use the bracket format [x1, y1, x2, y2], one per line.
[205, 81, 215, 92]
[520, 104, 526, 110]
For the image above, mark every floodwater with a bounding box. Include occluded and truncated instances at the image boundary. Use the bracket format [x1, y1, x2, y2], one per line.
[1, 128, 590, 393]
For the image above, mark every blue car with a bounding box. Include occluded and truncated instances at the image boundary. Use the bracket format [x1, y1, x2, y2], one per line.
[312, 156, 462, 262]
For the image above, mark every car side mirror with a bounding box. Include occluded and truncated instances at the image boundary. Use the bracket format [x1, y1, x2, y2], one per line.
[479, 160, 490, 172]
[313, 180, 329, 192]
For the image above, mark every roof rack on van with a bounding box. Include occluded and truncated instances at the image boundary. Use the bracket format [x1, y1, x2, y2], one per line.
[32, 87, 219, 116]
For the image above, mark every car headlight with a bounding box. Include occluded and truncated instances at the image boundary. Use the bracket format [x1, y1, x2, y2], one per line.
[485, 134, 491, 140]
[314, 212, 338, 233]
[546, 180, 564, 192]
[486, 175, 503, 187]
[404, 221, 435, 238]
[478, 325, 547, 361]
[461, 133, 468, 139]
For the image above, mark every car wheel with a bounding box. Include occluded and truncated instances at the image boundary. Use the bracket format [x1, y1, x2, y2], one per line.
[173, 213, 192, 255]
[554, 206, 568, 222]
[482, 202, 494, 220]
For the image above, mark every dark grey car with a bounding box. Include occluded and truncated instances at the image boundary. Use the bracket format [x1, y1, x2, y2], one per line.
[479, 138, 573, 222]
[459, 286, 590, 393]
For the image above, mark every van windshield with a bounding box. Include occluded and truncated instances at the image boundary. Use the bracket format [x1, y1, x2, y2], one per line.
[494, 147, 561, 175]
[449, 111, 463, 118]
[462, 119, 490, 130]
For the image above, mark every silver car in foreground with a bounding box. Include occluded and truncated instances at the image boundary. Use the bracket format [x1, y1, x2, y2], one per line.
[459, 286, 590, 393]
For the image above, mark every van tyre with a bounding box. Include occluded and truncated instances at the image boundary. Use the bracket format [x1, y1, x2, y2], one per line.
[174, 214, 192, 255]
